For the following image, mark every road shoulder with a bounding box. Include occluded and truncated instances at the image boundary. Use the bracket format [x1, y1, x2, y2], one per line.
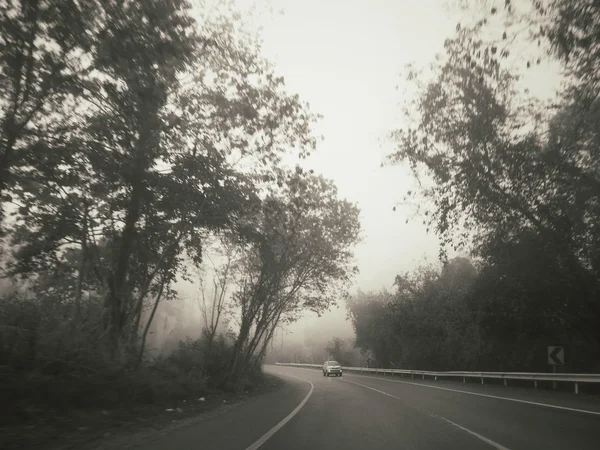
[82, 370, 310, 450]
[1, 374, 283, 450]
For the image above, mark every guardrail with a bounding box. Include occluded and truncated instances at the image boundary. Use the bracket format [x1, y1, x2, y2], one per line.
[274, 363, 600, 394]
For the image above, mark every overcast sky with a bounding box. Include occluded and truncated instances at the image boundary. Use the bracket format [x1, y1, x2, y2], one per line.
[241, 0, 468, 293]
[194, 0, 461, 337]
[164, 0, 563, 341]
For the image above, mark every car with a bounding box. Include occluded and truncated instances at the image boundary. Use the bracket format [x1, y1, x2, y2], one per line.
[323, 360, 343, 377]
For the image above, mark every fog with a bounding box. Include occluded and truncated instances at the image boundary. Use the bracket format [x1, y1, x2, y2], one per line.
[146, 0, 564, 363]
[144, 248, 358, 362]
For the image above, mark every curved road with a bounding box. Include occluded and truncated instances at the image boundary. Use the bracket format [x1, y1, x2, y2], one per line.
[130, 365, 600, 450]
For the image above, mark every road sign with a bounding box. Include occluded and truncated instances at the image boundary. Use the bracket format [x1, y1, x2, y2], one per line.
[548, 346, 564, 366]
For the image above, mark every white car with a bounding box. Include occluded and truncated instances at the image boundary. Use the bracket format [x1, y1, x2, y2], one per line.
[323, 360, 343, 377]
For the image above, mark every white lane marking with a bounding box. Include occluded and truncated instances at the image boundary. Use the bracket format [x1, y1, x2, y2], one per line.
[433, 414, 511, 450]
[345, 373, 600, 417]
[345, 379, 510, 450]
[245, 373, 314, 450]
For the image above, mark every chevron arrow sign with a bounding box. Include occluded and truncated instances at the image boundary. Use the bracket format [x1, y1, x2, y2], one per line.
[548, 346, 565, 366]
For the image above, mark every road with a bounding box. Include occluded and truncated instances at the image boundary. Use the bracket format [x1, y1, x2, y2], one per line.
[128, 365, 600, 450]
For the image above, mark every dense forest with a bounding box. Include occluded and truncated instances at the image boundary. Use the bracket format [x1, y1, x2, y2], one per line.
[347, 0, 600, 373]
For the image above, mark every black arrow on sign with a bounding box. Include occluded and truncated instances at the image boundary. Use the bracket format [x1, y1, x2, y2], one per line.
[548, 346, 564, 365]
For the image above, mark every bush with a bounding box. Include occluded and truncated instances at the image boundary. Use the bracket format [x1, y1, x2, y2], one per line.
[0, 292, 259, 427]
[0, 291, 120, 374]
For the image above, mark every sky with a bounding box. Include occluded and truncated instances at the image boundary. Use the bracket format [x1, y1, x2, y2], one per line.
[155, 0, 563, 348]
[239, 0, 561, 293]
[243, 0, 465, 292]
[166, 0, 467, 342]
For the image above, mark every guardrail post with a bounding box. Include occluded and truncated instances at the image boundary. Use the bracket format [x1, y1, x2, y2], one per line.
[481, 377, 484, 384]
[534, 380, 538, 389]
[503, 379, 507, 387]
[463, 377, 466, 383]
[422, 374, 425, 380]
[575, 382, 579, 394]
[435, 376, 437, 381]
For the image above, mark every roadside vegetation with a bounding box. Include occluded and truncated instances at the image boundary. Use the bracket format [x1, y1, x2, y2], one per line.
[266, 1, 600, 378]
[346, 0, 600, 375]
[0, 1, 360, 447]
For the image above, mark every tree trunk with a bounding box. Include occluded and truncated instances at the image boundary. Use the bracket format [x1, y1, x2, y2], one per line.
[228, 317, 252, 377]
[74, 204, 89, 318]
[0, 117, 19, 232]
[227, 284, 266, 378]
[131, 288, 147, 344]
[137, 274, 167, 366]
[104, 100, 158, 343]
[104, 173, 144, 347]
[0, 128, 17, 198]
[232, 305, 284, 380]
[74, 247, 86, 318]
[254, 321, 279, 367]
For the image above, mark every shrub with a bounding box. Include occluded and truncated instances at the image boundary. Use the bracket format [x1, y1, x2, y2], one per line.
[0, 287, 267, 430]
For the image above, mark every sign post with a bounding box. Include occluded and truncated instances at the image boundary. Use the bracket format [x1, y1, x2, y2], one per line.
[548, 346, 565, 389]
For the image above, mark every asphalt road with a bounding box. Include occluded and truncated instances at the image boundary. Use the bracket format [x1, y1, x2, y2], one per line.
[129, 365, 600, 450]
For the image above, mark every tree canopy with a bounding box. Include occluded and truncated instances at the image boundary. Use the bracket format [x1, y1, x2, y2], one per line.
[1, 0, 359, 382]
[379, 0, 600, 372]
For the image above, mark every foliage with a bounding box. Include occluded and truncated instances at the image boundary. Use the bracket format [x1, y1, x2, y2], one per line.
[347, 255, 600, 372]
[0, 0, 366, 438]
[386, 0, 600, 370]
[0, 0, 98, 213]
[324, 337, 363, 366]
[0, 2, 361, 433]
[346, 290, 397, 367]
[227, 168, 361, 380]
[0, 289, 245, 435]
[1, 0, 323, 354]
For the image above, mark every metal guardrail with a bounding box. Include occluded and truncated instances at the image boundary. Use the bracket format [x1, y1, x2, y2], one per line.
[274, 363, 600, 394]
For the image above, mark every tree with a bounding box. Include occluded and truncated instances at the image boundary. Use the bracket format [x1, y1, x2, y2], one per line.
[0, 0, 97, 223]
[346, 290, 398, 368]
[197, 235, 240, 350]
[5, 0, 321, 356]
[387, 0, 600, 369]
[482, 0, 600, 101]
[472, 229, 600, 371]
[347, 258, 481, 371]
[324, 337, 361, 366]
[227, 168, 361, 380]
